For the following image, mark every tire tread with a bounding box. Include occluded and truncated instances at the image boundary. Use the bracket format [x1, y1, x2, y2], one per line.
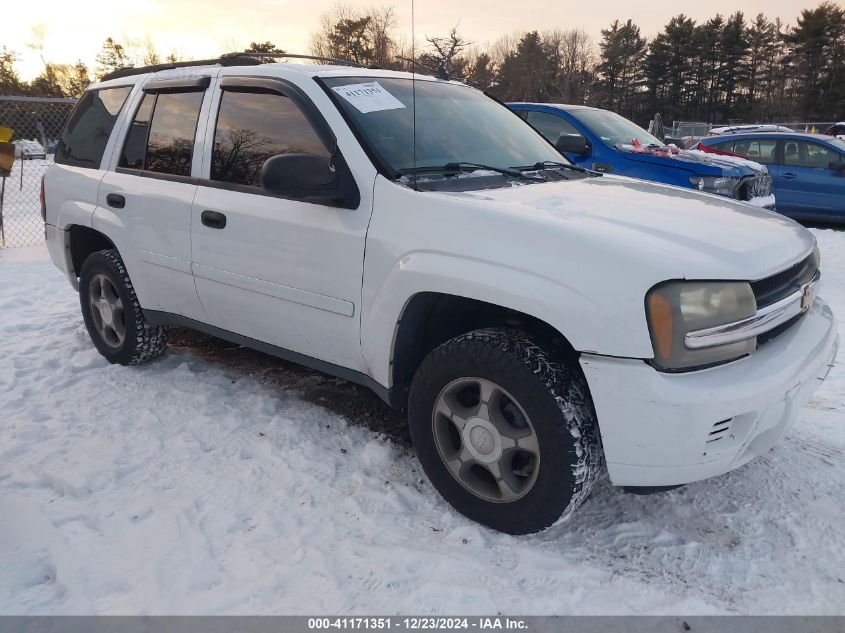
[408, 327, 603, 533]
[81, 249, 167, 365]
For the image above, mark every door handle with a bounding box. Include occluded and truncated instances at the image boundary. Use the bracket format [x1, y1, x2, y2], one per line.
[783, 173, 798, 180]
[201, 210, 227, 229]
[106, 193, 125, 209]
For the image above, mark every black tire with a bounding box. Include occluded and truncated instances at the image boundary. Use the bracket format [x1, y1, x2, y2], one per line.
[408, 328, 602, 534]
[79, 249, 167, 365]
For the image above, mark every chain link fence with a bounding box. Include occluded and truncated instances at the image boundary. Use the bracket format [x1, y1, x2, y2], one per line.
[0, 96, 76, 248]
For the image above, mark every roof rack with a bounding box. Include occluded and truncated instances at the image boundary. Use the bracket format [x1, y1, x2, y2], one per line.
[220, 52, 367, 68]
[100, 52, 367, 82]
[100, 55, 262, 81]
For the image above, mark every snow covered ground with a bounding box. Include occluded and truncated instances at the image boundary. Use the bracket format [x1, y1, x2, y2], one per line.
[1, 230, 844, 615]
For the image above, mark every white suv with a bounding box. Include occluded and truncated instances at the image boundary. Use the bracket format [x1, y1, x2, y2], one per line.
[44, 56, 838, 534]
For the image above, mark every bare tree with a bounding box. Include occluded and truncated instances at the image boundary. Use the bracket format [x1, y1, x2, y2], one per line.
[367, 6, 398, 67]
[424, 25, 471, 78]
[547, 29, 596, 103]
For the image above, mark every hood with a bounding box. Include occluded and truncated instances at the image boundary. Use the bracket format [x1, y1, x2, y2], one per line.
[618, 144, 766, 176]
[429, 174, 813, 282]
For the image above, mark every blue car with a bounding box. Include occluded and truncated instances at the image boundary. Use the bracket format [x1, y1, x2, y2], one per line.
[508, 103, 774, 206]
[695, 132, 845, 222]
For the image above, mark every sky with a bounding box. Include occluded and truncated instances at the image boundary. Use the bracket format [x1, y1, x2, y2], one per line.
[4, 0, 827, 80]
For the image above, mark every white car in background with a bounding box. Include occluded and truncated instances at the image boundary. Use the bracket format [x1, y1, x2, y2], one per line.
[825, 122, 845, 139]
[708, 124, 794, 136]
[13, 139, 47, 160]
[43, 55, 838, 534]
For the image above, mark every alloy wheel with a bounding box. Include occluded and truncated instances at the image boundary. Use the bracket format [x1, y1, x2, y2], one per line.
[431, 377, 540, 502]
[88, 273, 126, 349]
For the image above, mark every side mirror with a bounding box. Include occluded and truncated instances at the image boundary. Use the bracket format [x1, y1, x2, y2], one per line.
[260, 153, 339, 198]
[555, 134, 590, 157]
[829, 161, 845, 175]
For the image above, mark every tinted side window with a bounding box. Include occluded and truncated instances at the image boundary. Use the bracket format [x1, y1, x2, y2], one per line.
[211, 90, 331, 187]
[144, 92, 204, 177]
[731, 139, 777, 164]
[709, 140, 735, 154]
[120, 93, 155, 168]
[118, 90, 203, 176]
[55, 86, 131, 168]
[784, 141, 840, 169]
[525, 111, 580, 143]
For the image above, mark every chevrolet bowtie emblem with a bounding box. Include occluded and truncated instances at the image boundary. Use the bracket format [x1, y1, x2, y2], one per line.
[801, 284, 816, 310]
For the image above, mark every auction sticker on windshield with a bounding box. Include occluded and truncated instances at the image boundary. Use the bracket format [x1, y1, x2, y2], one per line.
[331, 82, 406, 113]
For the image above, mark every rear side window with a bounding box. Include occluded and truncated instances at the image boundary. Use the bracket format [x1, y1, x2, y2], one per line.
[709, 140, 735, 154]
[732, 139, 777, 164]
[120, 93, 155, 168]
[211, 90, 331, 187]
[119, 90, 204, 177]
[55, 86, 131, 168]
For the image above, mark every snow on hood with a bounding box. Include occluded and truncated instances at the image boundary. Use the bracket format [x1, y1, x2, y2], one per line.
[682, 149, 769, 173]
[431, 174, 812, 281]
[617, 142, 768, 174]
[744, 194, 776, 209]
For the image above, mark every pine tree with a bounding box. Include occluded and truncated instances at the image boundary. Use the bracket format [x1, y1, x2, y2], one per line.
[720, 13, 749, 120]
[0, 47, 25, 96]
[693, 15, 724, 121]
[784, 2, 845, 118]
[596, 20, 646, 117]
[465, 52, 496, 90]
[494, 31, 558, 102]
[644, 15, 696, 121]
[246, 41, 285, 63]
[95, 38, 133, 79]
[56, 61, 91, 98]
[29, 63, 65, 97]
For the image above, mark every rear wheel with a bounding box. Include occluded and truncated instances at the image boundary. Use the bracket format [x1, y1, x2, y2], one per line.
[408, 328, 602, 534]
[79, 250, 167, 365]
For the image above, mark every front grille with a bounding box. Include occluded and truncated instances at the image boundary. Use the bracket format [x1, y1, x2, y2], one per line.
[751, 253, 818, 308]
[736, 172, 773, 200]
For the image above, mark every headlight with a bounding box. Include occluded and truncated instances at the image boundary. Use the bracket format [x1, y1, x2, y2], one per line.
[646, 281, 756, 370]
[689, 175, 734, 196]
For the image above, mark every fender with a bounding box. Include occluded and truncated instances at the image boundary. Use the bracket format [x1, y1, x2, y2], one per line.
[361, 250, 653, 389]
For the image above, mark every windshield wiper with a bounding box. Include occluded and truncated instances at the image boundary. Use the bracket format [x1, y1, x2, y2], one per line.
[398, 162, 544, 181]
[513, 160, 592, 174]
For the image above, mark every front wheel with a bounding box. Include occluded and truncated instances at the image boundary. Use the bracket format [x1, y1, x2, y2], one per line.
[408, 328, 602, 534]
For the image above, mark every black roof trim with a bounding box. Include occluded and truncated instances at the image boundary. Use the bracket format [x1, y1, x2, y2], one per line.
[99, 53, 369, 83]
[219, 52, 367, 68]
[100, 55, 262, 82]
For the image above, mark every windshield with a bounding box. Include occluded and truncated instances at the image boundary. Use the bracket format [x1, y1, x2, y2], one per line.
[322, 76, 565, 177]
[569, 109, 663, 148]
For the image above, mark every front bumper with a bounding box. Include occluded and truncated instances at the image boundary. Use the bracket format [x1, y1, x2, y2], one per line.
[580, 296, 838, 487]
